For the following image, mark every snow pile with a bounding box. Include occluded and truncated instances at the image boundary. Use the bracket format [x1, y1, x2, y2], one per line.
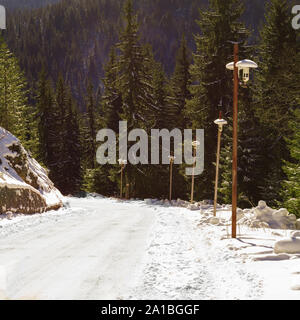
[274, 232, 300, 254]
[144, 198, 218, 210]
[238, 201, 299, 230]
[0, 127, 63, 214]
[143, 198, 299, 231]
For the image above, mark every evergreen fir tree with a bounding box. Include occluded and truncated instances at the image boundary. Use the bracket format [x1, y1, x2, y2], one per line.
[282, 108, 300, 217]
[36, 68, 54, 166]
[185, 0, 249, 200]
[254, 0, 300, 205]
[63, 91, 82, 195]
[84, 81, 98, 169]
[48, 74, 68, 193]
[167, 36, 191, 131]
[116, 0, 157, 198]
[0, 38, 38, 155]
[152, 62, 168, 129]
[117, 0, 155, 130]
[102, 47, 122, 133]
[220, 90, 267, 208]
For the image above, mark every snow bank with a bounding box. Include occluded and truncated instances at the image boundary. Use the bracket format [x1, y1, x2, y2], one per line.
[274, 232, 300, 254]
[143, 198, 299, 231]
[274, 238, 300, 254]
[0, 127, 63, 214]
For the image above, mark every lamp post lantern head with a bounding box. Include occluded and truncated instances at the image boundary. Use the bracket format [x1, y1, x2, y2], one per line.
[226, 59, 258, 86]
[236, 59, 258, 85]
[168, 155, 176, 163]
[118, 159, 127, 166]
[192, 141, 200, 149]
[214, 118, 228, 127]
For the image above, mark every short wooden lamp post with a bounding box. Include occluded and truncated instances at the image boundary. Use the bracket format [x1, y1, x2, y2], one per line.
[213, 112, 228, 217]
[118, 159, 127, 199]
[191, 141, 200, 203]
[168, 155, 175, 201]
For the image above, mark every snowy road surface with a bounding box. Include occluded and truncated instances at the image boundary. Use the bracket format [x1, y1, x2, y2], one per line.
[0, 198, 154, 300]
[0, 197, 300, 300]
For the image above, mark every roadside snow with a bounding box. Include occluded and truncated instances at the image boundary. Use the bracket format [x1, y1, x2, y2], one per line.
[0, 197, 300, 300]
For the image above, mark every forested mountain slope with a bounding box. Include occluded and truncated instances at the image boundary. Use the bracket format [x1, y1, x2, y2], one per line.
[3, 0, 272, 105]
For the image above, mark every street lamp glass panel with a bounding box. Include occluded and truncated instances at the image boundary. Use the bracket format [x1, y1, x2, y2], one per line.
[236, 60, 258, 84]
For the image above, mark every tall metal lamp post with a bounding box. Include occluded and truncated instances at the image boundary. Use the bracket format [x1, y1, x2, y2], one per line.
[168, 155, 175, 201]
[191, 141, 200, 203]
[213, 113, 227, 217]
[226, 43, 258, 238]
[118, 159, 127, 199]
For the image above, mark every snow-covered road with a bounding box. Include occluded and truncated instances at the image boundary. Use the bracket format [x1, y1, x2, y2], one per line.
[0, 197, 300, 300]
[0, 197, 155, 300]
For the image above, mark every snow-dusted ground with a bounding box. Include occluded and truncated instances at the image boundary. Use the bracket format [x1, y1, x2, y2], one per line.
[0, 197, 299, 300]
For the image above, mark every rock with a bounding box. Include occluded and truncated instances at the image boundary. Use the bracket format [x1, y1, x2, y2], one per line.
[274, 238, 300, 254]
[0, 127, 63, 214]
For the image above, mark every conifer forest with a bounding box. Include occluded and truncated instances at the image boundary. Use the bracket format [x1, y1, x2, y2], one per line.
[0, 0, 299, 215]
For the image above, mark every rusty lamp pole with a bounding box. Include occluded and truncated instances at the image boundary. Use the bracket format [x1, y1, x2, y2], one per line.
[213, 112, 228, 217]
[168, 155, 175, 201]
[118, 159, 127, 199]
[226, 44, 258, 238]
[191, 141, 200, 203]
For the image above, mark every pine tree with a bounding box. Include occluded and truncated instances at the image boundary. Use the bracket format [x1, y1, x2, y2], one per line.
[43, 75, 82, 195]
[63, 91, 82, 195]
[185, 0, 249, 200]
[152, 61, 169, 129]
[254, 0, 300, 205]
[220, 89, 267, 208]
[167, 36, 191, 131]
[48, 74, 68, 192]
[0, 37, 38, 155]
[102, 47, 122, 133]
[84, 81, 98, 169]
[282, 108, 300, 217]
[117, 0, 155, 130]
[116, 0, 157, 198]
[36, 68, 54, 166]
